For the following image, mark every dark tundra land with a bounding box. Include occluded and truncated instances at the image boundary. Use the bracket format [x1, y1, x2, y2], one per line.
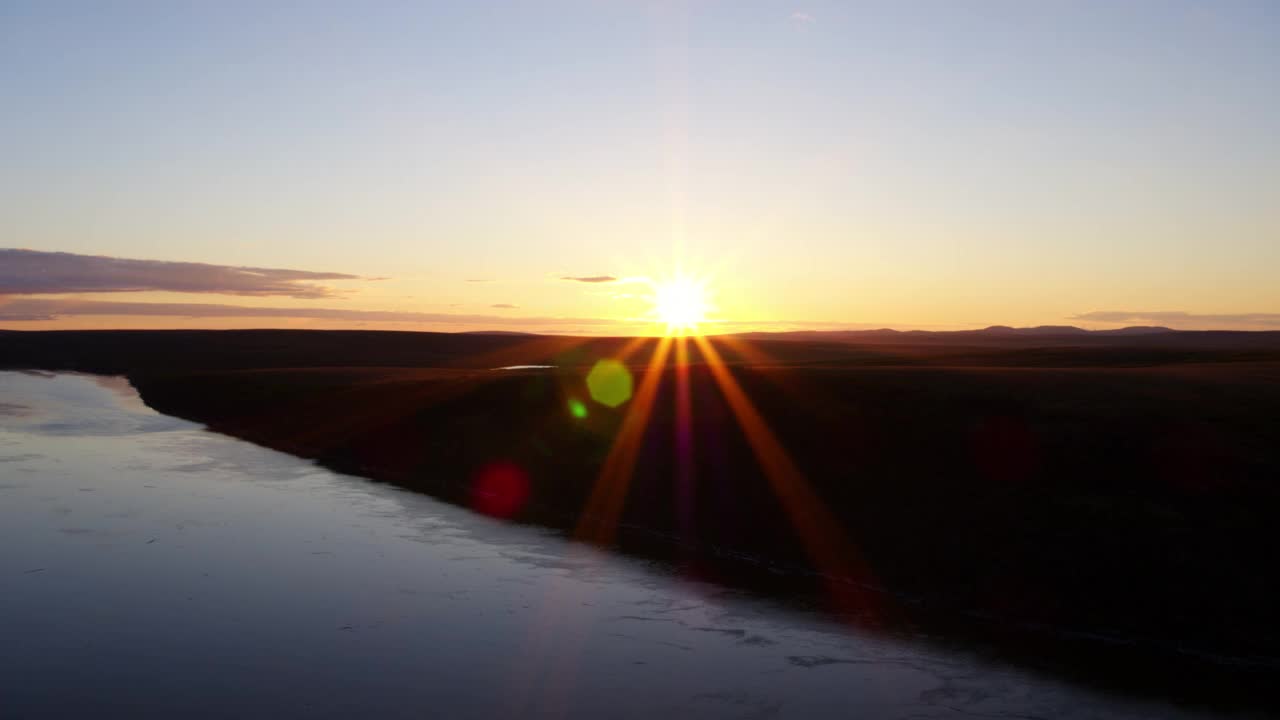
[4, 327, 1280, 708]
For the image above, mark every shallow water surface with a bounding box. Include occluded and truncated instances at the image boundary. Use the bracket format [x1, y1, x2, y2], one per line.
[0, 372, 1244, 718]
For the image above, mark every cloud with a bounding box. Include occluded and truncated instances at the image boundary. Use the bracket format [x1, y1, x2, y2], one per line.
[490, 303, 518, 309]
[1071, 311, 1280, 331]
[561, 275, 617, 284]
[0, 312, 56, 321]
[0, 297, 977, 333]
[466, 278, 495, 283]
[790, 11, 815, 23]
[0, 298, 618, 326]
[0, 249, 362, 299]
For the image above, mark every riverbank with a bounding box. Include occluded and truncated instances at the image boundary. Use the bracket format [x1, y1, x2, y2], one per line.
[23, 370, 1179, 720]
[128, 363, 1280, 704]
[5, 330, 1280, 709]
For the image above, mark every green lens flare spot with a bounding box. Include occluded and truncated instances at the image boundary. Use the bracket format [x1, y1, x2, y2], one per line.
[586, 359, 633, 408]
[568, 398, 588, 419]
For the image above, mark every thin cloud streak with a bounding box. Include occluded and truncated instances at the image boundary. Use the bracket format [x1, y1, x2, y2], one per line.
[561, 275, 617, 283]
[0, 299, 963, 337]
[1072, 310, 1280, 330]
[0, 298, 619, 326]
[0, 249, 362, 299]
[0, 297, 917, 332]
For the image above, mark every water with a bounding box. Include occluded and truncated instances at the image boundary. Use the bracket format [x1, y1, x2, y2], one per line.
[0, 372, 1246, 718]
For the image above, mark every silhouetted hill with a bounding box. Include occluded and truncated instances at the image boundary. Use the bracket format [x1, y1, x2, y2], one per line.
[1094, 325, 1175, 335]
[980, 324, 1090, 335]
[729, 326, 1280, 350]
[5, 328, 1280, 374]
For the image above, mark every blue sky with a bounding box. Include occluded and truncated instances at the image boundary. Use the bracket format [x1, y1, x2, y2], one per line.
[2, 1, 1278, 331]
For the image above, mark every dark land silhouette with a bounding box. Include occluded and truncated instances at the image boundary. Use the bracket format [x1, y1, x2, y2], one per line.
[4, 327, 1280, 709]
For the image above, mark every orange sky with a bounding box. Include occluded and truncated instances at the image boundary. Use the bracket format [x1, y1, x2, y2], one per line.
[3, 3, 1278, 333]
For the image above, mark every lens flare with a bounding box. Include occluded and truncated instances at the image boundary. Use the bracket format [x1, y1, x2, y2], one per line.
[586, 359, 634, 408]
[471, 461, 530, 519]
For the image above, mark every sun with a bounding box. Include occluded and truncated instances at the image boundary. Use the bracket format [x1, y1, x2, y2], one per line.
[651, 276, 710, 334]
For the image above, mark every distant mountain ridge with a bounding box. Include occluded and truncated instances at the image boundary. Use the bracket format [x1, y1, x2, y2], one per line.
[969, 325, 1175, 336]
[732, 325, 1177, 340]
[719, 325, 1280, 350]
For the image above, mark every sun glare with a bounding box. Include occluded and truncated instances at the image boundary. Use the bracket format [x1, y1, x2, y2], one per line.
[651, 276, 710, 334]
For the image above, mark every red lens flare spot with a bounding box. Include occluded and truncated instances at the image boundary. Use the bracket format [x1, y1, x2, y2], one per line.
[471, 461, 530, 519]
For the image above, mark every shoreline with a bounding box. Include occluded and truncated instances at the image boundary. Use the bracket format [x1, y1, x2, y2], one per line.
[133, 380, 1280, 678]
[5, 369, 1240, 720]
[125, 363, 1280, 707]
[5, 330, 1280, 709]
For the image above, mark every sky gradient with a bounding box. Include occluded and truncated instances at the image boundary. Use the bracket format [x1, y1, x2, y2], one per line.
[3, 1, 1278, 332]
